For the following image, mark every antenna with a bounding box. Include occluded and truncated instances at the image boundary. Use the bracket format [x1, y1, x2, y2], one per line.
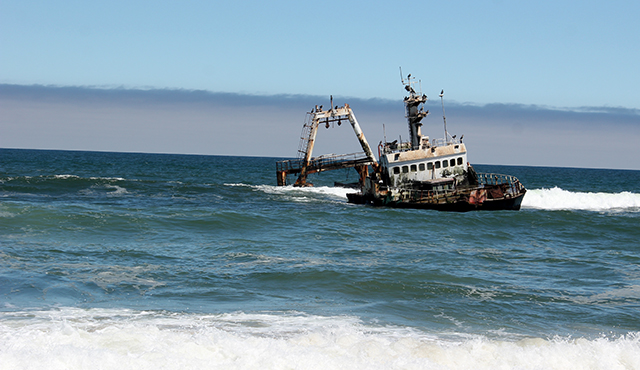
[439, 89, 448, 143]
[383, 123, 387, 144]
[400, 71, 416, 94]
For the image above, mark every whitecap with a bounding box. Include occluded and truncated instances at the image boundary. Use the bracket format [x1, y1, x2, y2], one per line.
[225, 183, 353, 202]
[53, 174, 81, 179]
[1, 308, 638, 370]
[105, 184, 129, 196]
[90, 176, 127, 181]
[522, 187, 640, 212]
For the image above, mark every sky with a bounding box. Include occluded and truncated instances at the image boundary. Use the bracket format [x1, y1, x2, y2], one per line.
[1, 0, 639, 170]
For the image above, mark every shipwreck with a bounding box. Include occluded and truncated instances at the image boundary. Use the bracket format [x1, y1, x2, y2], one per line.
[276, 74, 526, 211]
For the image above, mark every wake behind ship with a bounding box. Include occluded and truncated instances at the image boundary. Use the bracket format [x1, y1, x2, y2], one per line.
[276, 74, 526, 211]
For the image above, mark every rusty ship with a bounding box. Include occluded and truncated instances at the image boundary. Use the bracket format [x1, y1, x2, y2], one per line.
[276, 74, 526, 211]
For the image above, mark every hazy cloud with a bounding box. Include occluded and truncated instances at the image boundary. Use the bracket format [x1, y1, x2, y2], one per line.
[2, 84, 639, 170]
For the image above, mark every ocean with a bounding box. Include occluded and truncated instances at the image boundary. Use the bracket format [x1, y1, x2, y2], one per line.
[1, 148, 639, 369]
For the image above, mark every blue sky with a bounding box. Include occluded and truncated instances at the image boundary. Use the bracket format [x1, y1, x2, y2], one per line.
[1, 1, 639, 169]
[2, 0, 639, 108]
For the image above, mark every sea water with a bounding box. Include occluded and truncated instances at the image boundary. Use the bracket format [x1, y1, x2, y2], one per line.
[1, 149, 639, 369]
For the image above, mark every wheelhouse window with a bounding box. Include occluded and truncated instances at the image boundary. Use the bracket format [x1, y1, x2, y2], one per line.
[427, 162, 433, 170]
[402, 166, 409, 173]
[410, 164, 417, 172]
[393, 167, 400, 174]
[450, 159, 455, 167]
[457, 157, 463, 165]
[419, 163, 425, 171]
[435, 161, 441, 169]
[442, 160, 448, 168]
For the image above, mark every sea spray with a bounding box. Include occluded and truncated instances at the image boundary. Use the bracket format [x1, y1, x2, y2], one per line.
[522, 187, 640, 211]
[2, 309, 639, 370]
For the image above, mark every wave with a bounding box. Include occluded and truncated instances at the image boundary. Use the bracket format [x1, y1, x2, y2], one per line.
[522, 187, 640, 211]
[226, 183, 353, 203]
[2, 174, 127, 182]
[1, 174, 131, 198]
[84, 184, 129, 196]
[53, 174, 127, 182]
[1, 308, 638, 370]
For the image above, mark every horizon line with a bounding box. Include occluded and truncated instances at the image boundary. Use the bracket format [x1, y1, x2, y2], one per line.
[2, 147, 639, 172]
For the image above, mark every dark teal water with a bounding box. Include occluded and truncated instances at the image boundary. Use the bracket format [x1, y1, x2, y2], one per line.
[1, 149, 639, 369]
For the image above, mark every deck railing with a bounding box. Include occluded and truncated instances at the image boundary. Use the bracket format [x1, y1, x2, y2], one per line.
[476, 173, 525, 195]
[276, 152, 372, 174]
[381, 137, 462, 154]
[430, 137, 461, 147]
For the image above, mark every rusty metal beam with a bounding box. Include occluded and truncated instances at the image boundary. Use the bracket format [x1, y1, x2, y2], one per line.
[276, 153, 375, 186]
[284, 103, 378, 187]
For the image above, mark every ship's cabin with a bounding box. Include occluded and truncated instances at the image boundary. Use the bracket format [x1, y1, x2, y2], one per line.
[380, 136, 468, 188]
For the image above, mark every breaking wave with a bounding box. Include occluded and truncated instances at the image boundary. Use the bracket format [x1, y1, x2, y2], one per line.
[1, 308, 638, 370]
[522, 187, 640, 212]
[226, 183, 353, 202]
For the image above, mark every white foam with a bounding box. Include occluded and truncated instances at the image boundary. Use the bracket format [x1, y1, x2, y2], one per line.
[104, 184, 129, 196]
[522, 187, 640, 212]
[0, 211, 15, 218]
[53, 174, 80, 179]
[90, 176, 127, 182]
[1, 308, 638, 370]
[52, 175, 127, 182]
[226, 183, 353, 203]
[78, 184, 129, 197]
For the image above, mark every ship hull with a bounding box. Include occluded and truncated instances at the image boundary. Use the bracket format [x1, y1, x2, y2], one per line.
[347, 189, 526, 212]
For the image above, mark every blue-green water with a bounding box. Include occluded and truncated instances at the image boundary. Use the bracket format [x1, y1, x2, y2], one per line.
[1, 148, 639, 369]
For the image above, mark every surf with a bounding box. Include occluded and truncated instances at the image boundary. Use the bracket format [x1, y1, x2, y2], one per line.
[1, 308, 638, 370]
[522, 187, 640, 212]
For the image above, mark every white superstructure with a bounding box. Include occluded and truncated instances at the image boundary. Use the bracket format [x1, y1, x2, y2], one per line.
[378, 74, 468, 188]
[380, 139, 468, 187]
